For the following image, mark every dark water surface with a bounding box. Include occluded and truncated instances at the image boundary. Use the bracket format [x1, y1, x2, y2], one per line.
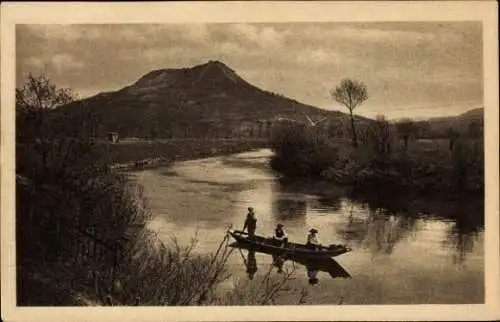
[131, 149, 484, 304]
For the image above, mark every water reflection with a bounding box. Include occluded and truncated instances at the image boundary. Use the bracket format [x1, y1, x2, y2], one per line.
[442, 201, 484, 265]
[272, 253, 285, 274]
[337, 202, 421, 255]
[273, 177, 344, 214]
[337, 192, 483, 264]
[270, 175, 482, 265]
[231, 242, 351, 284]
[272, 198, 307, 222]
[245, 250, 258, 280]
[316, 196, 342, 212]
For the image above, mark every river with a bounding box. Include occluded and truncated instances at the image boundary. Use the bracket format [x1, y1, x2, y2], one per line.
[131, 149, 484, 305]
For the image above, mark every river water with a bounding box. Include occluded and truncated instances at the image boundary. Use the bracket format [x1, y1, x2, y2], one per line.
[131, 149, 484, 305]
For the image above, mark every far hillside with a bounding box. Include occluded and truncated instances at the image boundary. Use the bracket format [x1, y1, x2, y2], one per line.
[417, 108, 484, 138]
[55, 60, 371, 140]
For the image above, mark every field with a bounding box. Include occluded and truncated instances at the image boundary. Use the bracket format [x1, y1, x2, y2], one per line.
[94, 138, 270, 170]
[334, 137, 483, 164]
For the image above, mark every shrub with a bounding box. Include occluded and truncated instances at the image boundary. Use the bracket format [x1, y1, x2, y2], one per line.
[270, 123, 339, 178]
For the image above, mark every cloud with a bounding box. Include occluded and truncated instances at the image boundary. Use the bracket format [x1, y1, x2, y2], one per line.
[332, 26, 438, 43]
[212, 24, 287, 49]
[114, 24, 210, 45]
[25, 57, 44, 68]
[218, 41, 245, 55]
[24, 24, 102, 41]
[184, 24, 210, 42]
[51, 53, 84, 73]
[294, 49, 344, 65]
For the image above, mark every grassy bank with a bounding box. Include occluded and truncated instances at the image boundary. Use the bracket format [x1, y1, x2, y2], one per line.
[97, 138, 269, 171]
[270, 122, 484, 199]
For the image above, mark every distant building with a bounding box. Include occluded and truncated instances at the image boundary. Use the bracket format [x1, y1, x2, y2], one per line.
[108, 132, 119, 143]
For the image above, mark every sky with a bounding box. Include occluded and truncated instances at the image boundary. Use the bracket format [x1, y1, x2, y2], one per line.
[16, 22, 483, 120]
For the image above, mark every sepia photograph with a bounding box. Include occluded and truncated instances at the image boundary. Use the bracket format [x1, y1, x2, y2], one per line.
[2, 2, 499, 321]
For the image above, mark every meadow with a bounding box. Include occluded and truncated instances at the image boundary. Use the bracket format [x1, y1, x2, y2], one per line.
[94, 138, 269, 170]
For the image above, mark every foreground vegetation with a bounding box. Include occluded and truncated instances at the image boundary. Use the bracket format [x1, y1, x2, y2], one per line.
[15, 74, 300, 306]
[270, 116, 484, 199]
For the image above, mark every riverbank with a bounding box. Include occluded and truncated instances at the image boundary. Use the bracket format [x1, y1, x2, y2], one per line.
[99, 138, 269, 171]
[269, 124, 484, 200]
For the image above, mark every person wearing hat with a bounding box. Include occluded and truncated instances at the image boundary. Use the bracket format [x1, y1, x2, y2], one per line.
[272, 253, 285, 273]
[306, 228, 320, 250]
[306, 263, 319, 285]
[243, 207, 257, 238]
[273, 223, 288, 246]
[307, 267, 319, 285]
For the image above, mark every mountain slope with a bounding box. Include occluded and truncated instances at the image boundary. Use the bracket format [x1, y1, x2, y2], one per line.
[458, 107, 484, 120]
[424, 107, 484, 135]
[61, 60, 357, 139]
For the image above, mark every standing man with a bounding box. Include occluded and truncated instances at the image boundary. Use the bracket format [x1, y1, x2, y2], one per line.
[243, 207, 257, 238]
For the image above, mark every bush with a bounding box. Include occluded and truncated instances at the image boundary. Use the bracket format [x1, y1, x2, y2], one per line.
[270, 123, 339, 178]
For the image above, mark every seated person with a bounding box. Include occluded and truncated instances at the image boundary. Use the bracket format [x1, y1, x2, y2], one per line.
[307, 265, 319, 285]
[306, 228, 320, 250]
[273, 223, 288, 246]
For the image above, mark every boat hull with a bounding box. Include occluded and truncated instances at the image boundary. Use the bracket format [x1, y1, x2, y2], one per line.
[228, 230, 350, 258]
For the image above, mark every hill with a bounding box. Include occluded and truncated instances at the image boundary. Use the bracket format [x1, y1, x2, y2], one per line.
[458, 107, 484, 120]
[60, 60, 360, 139]
[423, 107, 484, 137]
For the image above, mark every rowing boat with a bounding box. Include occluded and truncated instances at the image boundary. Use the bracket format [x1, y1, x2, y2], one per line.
[228, 230, 351, 258]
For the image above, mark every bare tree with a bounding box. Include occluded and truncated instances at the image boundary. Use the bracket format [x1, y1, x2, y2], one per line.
[16, 73, 76, 170]
[467, 121, 482, 140]
[330, 79, 368, 147]
[16, 73, 75, 112]
[395, 118, 418, 151]
[445, 126, 460, 151]
[369, 115, 394, 154]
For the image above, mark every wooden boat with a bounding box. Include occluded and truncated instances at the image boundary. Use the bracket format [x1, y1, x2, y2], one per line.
[228, 230, 351, 258]
[231, 241, 352, 279]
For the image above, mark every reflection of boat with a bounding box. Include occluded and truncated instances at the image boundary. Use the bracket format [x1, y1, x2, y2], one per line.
[231, 243, 352, 280]
[294, 256, 351, 279]
[228, 230, 351, 258]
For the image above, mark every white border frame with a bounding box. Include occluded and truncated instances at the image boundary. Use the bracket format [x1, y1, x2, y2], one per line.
[1, 2, 499, 321]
